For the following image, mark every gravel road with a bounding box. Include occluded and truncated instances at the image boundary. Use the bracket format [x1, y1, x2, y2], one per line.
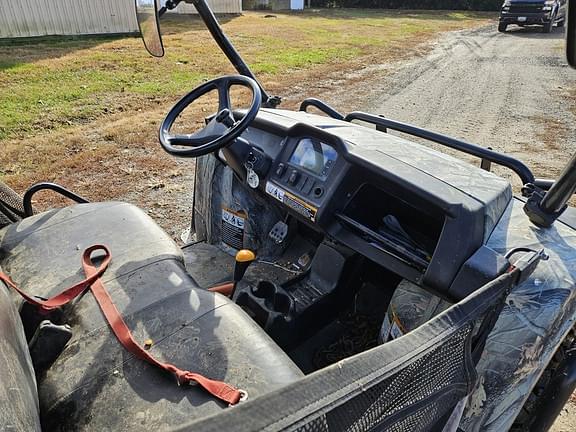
[359, 23, 576, 432]
[361, 24, 576, 192]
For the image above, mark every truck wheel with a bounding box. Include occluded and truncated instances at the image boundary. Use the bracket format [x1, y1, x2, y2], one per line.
[498, 23, 508, 33]
[544, 21, 554, 33]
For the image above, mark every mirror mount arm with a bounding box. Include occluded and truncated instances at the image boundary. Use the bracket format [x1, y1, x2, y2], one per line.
[190, 0, 281, 108]
[524, 153, 576, 227]
[160, 0, 182, 16]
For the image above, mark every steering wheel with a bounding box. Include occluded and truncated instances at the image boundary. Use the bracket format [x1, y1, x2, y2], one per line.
[159, 75, 262, 158]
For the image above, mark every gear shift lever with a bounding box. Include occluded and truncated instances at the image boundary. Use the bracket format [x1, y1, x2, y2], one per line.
[209, 249, 255, 297]
[233, 249, 256, 285]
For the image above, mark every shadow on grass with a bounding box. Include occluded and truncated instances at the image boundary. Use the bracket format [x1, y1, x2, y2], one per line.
[0, 9, 492, 72]
[0, 14, 239, 71]
[0, 35, 132, 71]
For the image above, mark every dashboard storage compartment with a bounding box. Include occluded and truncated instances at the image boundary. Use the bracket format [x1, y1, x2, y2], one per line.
[338, 184, 445, 274]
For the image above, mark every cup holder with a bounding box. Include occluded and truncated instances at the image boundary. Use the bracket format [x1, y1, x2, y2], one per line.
[270, 292, 291, 315]
[251, 281, 292, 315]
[252, 281, 276, 299]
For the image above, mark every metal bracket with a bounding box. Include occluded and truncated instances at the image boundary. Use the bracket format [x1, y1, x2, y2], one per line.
[28, 320, 73, 372]
[523, 184, 566, 228]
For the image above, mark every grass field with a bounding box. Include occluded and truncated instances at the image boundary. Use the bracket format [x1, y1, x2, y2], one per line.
[0, 9, 491, 236]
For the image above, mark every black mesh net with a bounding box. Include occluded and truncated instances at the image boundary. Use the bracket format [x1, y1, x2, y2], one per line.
[308, 326, 472, 432]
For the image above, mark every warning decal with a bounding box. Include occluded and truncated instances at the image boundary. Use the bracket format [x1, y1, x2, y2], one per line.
[382, 309, 406, 342]
[265, 181, 285, 203]
[265, 181, 318, 222]
[221, 208, 246, 250]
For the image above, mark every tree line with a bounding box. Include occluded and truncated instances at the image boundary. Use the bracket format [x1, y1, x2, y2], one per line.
[310, 0, 503, 11]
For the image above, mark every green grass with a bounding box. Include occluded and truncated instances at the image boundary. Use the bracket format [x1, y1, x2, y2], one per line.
[0, 9, 490, 142]
[253, 46, 361, 73]
[0, 49, 207, 139]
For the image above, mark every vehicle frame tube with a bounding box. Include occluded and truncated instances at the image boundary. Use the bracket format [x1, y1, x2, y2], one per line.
[540, 153, 576, 215]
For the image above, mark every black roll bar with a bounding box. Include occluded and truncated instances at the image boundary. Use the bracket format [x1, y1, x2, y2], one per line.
[189, 0, 279, 108]
[540, 154, 576, 214]
[299, 98, 344, 120]
[344, 111, 535, 186]
[23, 183, 89, 217]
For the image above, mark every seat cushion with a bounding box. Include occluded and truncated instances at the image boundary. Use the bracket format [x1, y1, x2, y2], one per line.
[0, 202, 303, 431]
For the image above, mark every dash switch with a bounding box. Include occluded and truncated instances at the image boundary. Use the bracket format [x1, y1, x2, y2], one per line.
[289, 170, 300, 185]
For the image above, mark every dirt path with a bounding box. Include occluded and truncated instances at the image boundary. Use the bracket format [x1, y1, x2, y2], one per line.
[342, 23, 576, 431]
[358, 24, 576, 190]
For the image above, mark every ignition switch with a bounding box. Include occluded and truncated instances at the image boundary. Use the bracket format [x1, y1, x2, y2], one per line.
[244, 147, 271, 189]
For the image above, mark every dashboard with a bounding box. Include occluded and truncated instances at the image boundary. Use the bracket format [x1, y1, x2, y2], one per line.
[224, 109, 513, 300]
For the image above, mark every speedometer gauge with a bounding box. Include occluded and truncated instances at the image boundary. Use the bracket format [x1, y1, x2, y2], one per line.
[289, 138, 338, 179]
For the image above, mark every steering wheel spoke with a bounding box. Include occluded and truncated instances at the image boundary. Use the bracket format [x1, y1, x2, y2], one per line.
[217, 82, 232, 113]
[159, 75, 261, 157]
[165, 134, 219, 147]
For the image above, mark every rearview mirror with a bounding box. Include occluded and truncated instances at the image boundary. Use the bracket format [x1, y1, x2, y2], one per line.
[135, 0, 164, 57]
[568, 0, 576, 67]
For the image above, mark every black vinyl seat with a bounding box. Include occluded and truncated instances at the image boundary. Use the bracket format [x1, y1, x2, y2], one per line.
[0, 202, 303, 431]
[0, 262, 40, 432]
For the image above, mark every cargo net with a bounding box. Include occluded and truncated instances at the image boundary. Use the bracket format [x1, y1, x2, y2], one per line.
[0, 182, 25, 227]
[297, 325, 473, 432]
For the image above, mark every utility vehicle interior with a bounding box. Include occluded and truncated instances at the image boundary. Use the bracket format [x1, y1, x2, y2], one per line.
[1, 0, 576, 431]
